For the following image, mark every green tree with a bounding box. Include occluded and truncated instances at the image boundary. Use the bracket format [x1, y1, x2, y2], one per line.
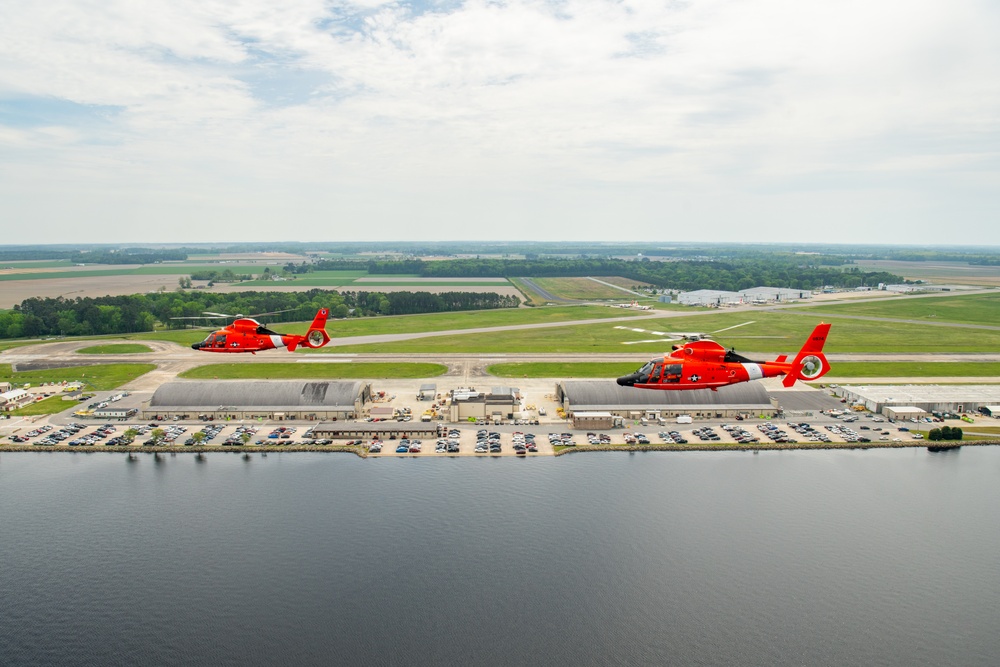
[928, 428, 942, 441]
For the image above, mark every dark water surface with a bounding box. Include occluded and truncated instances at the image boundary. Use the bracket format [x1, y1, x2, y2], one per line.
[2, 449, 998, 666]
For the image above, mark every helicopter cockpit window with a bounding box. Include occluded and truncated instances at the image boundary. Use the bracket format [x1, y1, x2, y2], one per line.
[636, 361, 655, 383]
[215, 334, 227, 346]
[203, 334, 216, 345]
[664, 363, 683, 383]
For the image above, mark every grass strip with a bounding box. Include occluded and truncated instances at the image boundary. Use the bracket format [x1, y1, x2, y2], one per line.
[179, 362, 448, 380]
[76, 343, 153, 355]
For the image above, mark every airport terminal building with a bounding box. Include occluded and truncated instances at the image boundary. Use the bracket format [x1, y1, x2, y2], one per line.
[143, 380, 372, 421]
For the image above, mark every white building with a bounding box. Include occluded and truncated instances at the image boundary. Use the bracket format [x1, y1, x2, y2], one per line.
[739, 286, 812, 303]
[678, 290, 742, 307]
[1, 388, 33, 412]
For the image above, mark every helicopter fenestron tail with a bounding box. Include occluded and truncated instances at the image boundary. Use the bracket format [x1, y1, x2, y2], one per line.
[285, 308, 331, 352]
[781, 323, 832, 387]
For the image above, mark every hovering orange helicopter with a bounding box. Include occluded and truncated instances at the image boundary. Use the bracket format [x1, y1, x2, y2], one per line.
[185, 308, 331, 353]
[617, 322, 831, 390]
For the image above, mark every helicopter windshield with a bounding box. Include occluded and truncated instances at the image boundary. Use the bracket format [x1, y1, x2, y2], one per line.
[635, 361, 655, 383]
[202, 334, 216, 345]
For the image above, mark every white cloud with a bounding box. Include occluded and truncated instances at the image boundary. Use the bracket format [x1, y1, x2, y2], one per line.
[0, 0, 998, 243]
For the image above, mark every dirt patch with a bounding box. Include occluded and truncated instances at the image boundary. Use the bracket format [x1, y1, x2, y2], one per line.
[0, 275, 187, 308]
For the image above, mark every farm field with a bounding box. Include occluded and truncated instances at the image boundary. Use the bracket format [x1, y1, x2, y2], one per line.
[322, 311, 1000, 354]
[793, 291, 1000, 326]
[179, 362, 448, 380]
[851, 260, 1000, 286]
[0, 363, 156, 390]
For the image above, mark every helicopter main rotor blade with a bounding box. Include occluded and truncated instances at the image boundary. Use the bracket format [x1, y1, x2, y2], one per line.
[710, 321, 756, 334]
[247, 308, 297, 318]
[202, 311, 233, 318]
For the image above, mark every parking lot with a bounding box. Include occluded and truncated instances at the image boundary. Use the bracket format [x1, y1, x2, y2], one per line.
[2, 408, 951, 455]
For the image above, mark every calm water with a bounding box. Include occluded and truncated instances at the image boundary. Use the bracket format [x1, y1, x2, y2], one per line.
[2, 448, 998, 667]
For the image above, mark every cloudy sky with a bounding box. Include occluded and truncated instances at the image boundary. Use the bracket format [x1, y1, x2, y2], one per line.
[1, 0, 998, 245]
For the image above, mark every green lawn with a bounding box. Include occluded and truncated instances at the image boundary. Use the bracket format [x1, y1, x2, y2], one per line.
[0, 363, 156, 390]
[509, 278, 547, 305]
[121, 329, 208, 346]
[321, 310, 1000, 354]
[489, 362, 640, 378]
[531, 277, 642, 300]
[490, 361, 1000, 380]
[301, 305, 649, 345]
[76, 343, 153, 355]
[794, 292, 1000, 327]
[8, 395, 79, 416]
[827, 362, 1000, 378]
[179, 362, 448, 380]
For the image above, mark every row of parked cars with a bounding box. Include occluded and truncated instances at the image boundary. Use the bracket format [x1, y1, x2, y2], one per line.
[721, 424, 761, 444]
[548, 432, 576, 447]
[657, 431, 690, 444]
[511, 432, 537, 454]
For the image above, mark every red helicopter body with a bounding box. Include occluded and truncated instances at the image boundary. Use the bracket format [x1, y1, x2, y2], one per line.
[617, 323, 831, 390]
[191, 308, 331, 354]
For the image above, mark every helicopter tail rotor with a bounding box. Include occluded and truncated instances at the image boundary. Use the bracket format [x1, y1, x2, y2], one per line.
[301, 308, 331, 349]
[781, 323, 832, 387]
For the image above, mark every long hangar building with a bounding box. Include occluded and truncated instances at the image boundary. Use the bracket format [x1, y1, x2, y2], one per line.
[556, 381, 779, 422]
[144, 381, 372, 421]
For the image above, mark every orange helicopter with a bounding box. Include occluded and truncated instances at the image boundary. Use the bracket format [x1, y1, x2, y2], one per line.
[617, 322, 831, 390]
[184, 308, 332, 353]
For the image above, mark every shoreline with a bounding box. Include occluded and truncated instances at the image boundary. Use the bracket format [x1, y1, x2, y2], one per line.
[1, 440, 991, 457]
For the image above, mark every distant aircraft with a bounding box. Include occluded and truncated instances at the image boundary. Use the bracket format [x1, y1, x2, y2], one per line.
[182, 308, 331, 353]
[613, 300, 652, 310]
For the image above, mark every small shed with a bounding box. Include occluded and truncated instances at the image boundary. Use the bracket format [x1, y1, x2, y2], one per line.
[572, 411, 616, 430]
[884, 406, 927, 421]
[979, 405, 1000, 417]
[418, 384, 437, 401]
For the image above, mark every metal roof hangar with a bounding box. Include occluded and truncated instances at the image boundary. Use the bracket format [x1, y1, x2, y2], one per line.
[556, 381, 776, 419]
[144, 381, 371, 421]
[835, 385, 1000, 415]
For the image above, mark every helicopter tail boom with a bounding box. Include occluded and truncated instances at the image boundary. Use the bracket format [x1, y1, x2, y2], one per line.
[781, 323, 832, 387]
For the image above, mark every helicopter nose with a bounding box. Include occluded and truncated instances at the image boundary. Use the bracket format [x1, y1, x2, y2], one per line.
[617, 373, 637, 387]
[191, 342, 203, 350]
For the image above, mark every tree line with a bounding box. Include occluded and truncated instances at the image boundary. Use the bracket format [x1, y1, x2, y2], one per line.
[1, 290, 519, 340]
[311, 257, 902, 291]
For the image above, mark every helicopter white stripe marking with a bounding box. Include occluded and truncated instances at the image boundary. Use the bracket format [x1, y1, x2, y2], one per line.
[270, 335, 285, 348]
[741, 363, 763, 380]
